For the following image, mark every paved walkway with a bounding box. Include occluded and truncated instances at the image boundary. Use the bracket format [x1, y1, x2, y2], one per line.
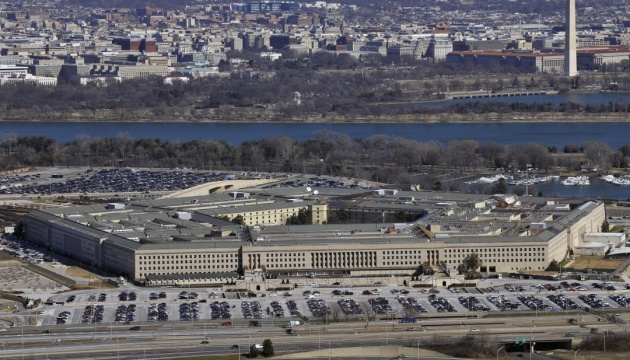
[508, 352, 558, 360]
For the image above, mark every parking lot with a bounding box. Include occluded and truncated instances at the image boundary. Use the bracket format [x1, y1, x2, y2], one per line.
[34, 280, 630, 328]
[0, 168, 285, 196]
[262, 176, 374, 190]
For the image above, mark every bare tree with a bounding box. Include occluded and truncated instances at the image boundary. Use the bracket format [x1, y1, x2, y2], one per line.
[1, 132, 16, 156]
[445, 140, 480, 172]
[582, 141, 612, 172]
[402, 306, 417, 318]
[330, 305, 341, 323]
[361, 302, 377, 322]
[479, 141, 507, 169]
[113, 133, 134, 160]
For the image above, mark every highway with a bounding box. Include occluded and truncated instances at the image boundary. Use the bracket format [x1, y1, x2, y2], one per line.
[0, 311, 625, 359]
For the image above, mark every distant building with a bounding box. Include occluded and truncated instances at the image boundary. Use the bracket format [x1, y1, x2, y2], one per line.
[269, 35, 297, 50]
[226, 37, 243, 51]
[386, 45, 414, 58]
[577, 46, 630, 70]
[0, 65, 28, 77]
[259, 52, 282, 61]
[232, 2, 300, 13]
[0, 56, 33, 65]
[164, 73, 189, 84]
[453, 39, 510, 52]
[180, 66, 226, 78]
[28, 60, 64, 78]
[446, 46, 630, 73]
[69, 76, 121, 86]
[425, 37, 452, 62]
[112, 38, 158, 53]
[446, 51, 564, 73]
[89, 64, 171, 80]
[0, 73, 57, 86]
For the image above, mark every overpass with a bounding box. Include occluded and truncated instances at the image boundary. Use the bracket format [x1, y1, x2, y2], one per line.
[160, 178, 279, 199]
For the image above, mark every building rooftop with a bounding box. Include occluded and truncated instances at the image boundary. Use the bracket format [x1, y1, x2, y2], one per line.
[28, 186, 602, 253]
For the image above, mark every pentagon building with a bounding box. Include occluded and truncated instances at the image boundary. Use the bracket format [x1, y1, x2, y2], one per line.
[24, 188, 604, 284]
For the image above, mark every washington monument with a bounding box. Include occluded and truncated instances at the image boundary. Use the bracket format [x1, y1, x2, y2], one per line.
[564, 0, 578, 76]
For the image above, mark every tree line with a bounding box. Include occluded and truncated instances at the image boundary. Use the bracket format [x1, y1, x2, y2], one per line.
[0, 132, 626, 192]
[3, 69, 630, 122]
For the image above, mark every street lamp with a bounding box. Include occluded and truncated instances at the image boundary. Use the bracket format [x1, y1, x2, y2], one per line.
[572, 349, 579, 360]
[93, 303, 97, 340]
[21, 323, 24, 360]
[497, 345, 505, 360]
[530, 319, 534, 360]
[417, 341, 421, 360]
[328, 340, 331, 360]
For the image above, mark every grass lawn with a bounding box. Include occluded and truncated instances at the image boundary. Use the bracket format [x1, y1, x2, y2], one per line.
[550, 351, 630, 360]
[570, 256, 623, 271]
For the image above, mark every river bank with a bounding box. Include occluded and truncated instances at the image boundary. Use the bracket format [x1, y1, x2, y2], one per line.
[2, 111, 630, 123]
[1, 89, 630, 123]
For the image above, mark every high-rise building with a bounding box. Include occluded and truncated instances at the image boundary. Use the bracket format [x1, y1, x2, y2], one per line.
[564, 0, 578, 76]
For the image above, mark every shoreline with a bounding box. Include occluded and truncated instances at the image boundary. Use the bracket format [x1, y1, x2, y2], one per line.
[2, 112, 630, 123]
[2, 90, 630, 123]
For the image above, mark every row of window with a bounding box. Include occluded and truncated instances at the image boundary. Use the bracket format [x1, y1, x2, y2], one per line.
[445, 247, 545, 253]
[140, 259, 236, 265]
[266, 253, 306, 257]
[312, 261, 375, 268]
[137, 270, 236, 278]
[385, 250, 420, 255]
[384, 255, 419, 260]
[383, 261, 416, 266]
[139, 254, 234, 260]
[139, 264, 233, 271]
[138, 247, 548, 263]
[267, 258, 304, 262]
[446, 258, 544, 264]
[267, 264, 306, 268]
[445, 253, 544, 259]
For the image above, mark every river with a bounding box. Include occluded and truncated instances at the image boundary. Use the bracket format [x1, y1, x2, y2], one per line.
[1, 93, 630, 146]
[470, 177, 630, 200]
[1, 121, 629, 149]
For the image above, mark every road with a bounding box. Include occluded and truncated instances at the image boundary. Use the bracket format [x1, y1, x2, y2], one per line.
[0, 310, 625, 359]
[2, 277, 630, 359]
